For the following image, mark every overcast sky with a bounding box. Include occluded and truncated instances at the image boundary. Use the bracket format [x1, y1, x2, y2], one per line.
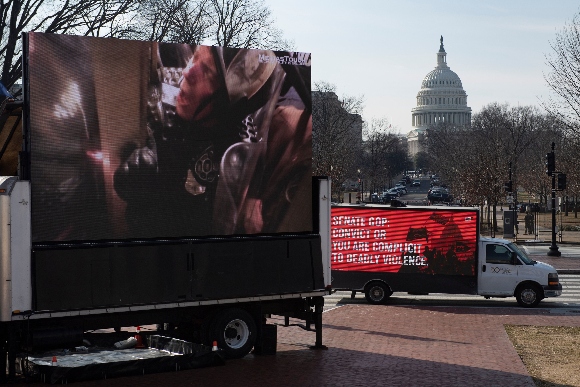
[267, 0, 580, 134]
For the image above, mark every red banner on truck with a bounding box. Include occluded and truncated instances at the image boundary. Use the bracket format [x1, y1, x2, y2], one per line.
[331, 206, 478, 276]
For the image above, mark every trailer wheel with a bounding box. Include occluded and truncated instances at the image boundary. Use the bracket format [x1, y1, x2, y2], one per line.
[210, 308, 256, 359]
[515, 283, 542, 307]
[364, 282, 392, 305]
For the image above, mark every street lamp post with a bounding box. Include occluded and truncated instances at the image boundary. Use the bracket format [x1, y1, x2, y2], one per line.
[508, 162, 516, 238]
[547, 142, 561, 257]
[358, 169, 362, 203]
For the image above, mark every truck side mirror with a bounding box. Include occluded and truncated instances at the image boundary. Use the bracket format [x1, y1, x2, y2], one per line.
[511, 252, 519, 265]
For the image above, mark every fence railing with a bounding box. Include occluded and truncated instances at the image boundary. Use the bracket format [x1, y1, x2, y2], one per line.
[482, 207, 580, 243]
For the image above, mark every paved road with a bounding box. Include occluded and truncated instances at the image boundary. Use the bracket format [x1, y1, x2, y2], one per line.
[395, 177, 431, 205]
[323, 274, 580, 312]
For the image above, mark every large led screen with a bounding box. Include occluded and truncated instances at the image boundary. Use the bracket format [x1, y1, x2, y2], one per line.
[331, 206, 478, 276]
[26, 33, 313, 243]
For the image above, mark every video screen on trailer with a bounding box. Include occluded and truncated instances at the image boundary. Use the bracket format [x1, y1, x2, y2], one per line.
[331, 207, 478, 276]
[26, 32, 313, 243]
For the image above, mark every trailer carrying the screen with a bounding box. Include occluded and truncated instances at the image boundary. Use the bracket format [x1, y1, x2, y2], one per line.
[0, 32, 330, 380]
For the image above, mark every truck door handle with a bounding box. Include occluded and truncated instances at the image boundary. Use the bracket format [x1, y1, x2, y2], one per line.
[482, 264, 486, 272]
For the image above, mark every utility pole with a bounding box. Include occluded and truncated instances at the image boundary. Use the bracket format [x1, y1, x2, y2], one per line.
[547, 142, 560, 257]
[510, 162, 515, 238]
[504, 163, 515, 239]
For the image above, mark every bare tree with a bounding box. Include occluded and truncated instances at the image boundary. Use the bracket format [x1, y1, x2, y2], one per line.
[543, 11, 580, 136]
[427, 102, 561, 230]
[0, 0, 294, 91]
[361, 118, 405, 194]
[0, 0, 138, 90]
[516, 112, 562, 209]
[414, 150, 431, 174]
[425, 122, 478, 199]
[132, 0, 208, 44]
[132, 0, 293, 49]
[560, 136, 580, 216]
[312, 82, 364, 199]
[362, 118, 410, 194]
[206, 0, 293, 50]
[426, 104, 510, 229]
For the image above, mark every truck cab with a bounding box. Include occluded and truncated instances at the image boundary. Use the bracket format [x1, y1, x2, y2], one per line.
[477, 237, 562, 307]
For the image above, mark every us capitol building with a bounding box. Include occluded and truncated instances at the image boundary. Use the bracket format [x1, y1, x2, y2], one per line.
[407, 36, 471, 157]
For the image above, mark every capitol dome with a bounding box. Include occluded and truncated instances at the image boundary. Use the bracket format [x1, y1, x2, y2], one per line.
[408, 37, 472, 157]
[421, 67, 462, 89]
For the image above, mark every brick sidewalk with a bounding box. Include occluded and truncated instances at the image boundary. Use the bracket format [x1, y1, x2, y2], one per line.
[518, 242, 580, 273]
[23, 306, 580, 387]
[533, 255, 580, 272]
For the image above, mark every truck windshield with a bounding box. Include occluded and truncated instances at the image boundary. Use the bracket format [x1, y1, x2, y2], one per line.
[507, 243, 536, 265]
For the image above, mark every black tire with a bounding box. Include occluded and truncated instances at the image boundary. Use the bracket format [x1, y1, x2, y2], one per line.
[515, 283, 542, 307]
[209, 308, 257, 359]
[364, 282, 392, 305]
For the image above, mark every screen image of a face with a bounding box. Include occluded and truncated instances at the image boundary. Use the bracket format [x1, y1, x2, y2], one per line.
[27, 33, 313, 243]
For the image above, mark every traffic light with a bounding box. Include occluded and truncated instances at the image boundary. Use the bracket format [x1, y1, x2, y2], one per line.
[504, 181, 512, 192]
[546, 152, 555, 175]
[557, 173, 567, 190]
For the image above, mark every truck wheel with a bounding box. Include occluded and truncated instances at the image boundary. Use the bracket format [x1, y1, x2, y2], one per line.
[210, 308, 256, 359]
[516, 283, 542, 307]
[365, 282, 391, 305]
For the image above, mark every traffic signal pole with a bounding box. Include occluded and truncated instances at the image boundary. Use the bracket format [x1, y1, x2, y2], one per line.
[509, 162, 515, 238]
[547, 170, 561, 256]
[547, 142, 561, 257]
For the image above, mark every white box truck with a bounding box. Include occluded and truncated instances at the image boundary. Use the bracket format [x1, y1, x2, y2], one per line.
[331, 204, 561, 307]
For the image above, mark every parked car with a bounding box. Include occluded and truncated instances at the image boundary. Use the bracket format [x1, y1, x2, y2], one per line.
[428, 187, 454, 203]
[394, 185, 407, 195]
[381, 192, 398, 204]
[428, 190, 443, 202]
[381, 192, 399, 203]
[370, 193, 384, 203]
[386, 188, 400, 197]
